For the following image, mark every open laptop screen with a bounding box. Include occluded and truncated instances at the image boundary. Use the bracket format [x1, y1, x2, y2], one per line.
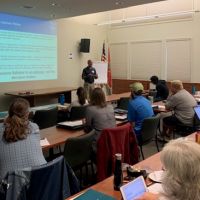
[194, 106, 200, 120]
[120, 176, 147, 200]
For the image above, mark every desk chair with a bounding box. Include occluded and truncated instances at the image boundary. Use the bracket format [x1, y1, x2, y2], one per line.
[69, 106, 87, 121]
[117, 97, 130, 110]
[63, 130, 96, 186]
[172, 114, 199, 138]
[149, 90, 157, 99]
[97, 123, 139, 182]
[138, 114, 160, 160]
[1, 156, 80, 200]
[33, 107, 58, 129]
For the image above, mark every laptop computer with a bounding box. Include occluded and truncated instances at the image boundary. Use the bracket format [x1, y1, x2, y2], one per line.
[57, 120, 84, 130]
[194, 106, 200, 120]
[120, 176, 147, 200]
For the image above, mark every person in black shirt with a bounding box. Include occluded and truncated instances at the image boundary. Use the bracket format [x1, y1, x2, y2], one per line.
[82, 60, 98, 99]
[150, 75, 169, 102]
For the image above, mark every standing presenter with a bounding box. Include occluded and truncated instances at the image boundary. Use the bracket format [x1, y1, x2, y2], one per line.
[82, 60, 98, 99]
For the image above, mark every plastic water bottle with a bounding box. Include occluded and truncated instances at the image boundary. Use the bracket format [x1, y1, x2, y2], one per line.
[113, 153, 123, 191]
[59, 94, 65, 105]
[192, 85, 196, 95]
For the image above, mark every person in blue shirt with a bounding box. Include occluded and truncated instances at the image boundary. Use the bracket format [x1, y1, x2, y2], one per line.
[128, 82, 154, 142]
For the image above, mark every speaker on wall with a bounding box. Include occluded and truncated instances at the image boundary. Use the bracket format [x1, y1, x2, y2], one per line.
[80, 38, 90, 53]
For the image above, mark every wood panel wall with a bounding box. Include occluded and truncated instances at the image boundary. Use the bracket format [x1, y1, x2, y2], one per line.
[112, 79, 200, 94]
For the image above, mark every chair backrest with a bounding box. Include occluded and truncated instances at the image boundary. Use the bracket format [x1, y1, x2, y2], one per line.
[4, 156, 80, 200]
[149, 90, 157, 98]
[97, 123, 139, 181]
[69, 106, 87, 121]
[140, 114, 160, 145]
[63, 130, 96, 169]
[33, 107, 58, 129]
[117, 97, 130, 110]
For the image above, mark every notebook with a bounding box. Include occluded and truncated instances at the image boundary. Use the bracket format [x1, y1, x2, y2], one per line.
[57, 120, 83, 129]
[114, 108, 128, 114]
[120, 176, 147, 200]
[115, 114, 127, 120]
[72, 189, 116, 200]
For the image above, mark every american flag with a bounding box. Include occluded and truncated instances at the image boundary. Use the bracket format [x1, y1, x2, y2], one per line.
[101, 42, 106, 62]
[107, 47, 112, 90]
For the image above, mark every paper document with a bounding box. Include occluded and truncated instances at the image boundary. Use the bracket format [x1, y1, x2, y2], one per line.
[152, 105, 158, 108]
[195, 98, 200, 102]
[115, 114, 127, 120]
[58, 120, 83, 127]
[57, 104, 69, 110]
[40, 138, 50, 147]
[148, 183, 163, 194]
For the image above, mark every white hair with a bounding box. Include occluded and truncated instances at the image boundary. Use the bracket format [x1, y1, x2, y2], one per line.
[171, 80, 183, 91]
[160, 138, 200, 200]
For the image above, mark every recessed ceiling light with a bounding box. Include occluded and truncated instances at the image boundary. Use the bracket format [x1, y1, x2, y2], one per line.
[23, 5, 34, 9]
[51, 3, 57, 6]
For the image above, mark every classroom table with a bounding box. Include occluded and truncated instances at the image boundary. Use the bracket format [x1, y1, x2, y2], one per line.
[40, 126, 85, 151]
[5, 87, 77, 106]
[106, 92, 130, 102]
[153, 101, 168, 113]
[67, 153, 162, 200]
[67, 132, 196, 200]
[40, 118, 129, 151]
[106, 90, 149, 103]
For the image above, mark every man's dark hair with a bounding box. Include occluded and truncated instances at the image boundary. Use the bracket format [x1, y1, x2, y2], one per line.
[134, 90, 143, 96]
[150, 75, 159, 85]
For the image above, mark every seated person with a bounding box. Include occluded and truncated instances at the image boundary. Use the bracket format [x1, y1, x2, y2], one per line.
[137, 138, 200, 200]
[128, 82, 154, 142]
[85, 88, 116, 150]
[150, 75, 169, 102]
[0, 98, 46, 178]
[163, 80, 197, 135]
[67, 87, 88, 112]
[58, 87, 88, 121]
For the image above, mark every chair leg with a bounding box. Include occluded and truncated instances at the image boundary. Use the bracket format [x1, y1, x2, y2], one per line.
[58, 145, 62, 153]
[172, 129, 176, 139]
[85, 163, 89, 185]
[79, 168, 83, 188]
[155, 135, 160, 152]
[140, 146, 145, 160]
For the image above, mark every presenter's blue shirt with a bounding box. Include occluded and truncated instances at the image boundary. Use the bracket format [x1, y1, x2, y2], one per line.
[128, 96, 154, 135]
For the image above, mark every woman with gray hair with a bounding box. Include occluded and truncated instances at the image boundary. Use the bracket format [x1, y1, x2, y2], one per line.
[137, 138, 200, 200]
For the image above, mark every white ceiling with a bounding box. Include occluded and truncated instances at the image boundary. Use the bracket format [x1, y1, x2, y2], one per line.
[0, 0, 165, 19]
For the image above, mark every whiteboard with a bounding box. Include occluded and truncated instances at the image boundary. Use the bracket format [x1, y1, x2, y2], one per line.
[93, 62, 108, 84]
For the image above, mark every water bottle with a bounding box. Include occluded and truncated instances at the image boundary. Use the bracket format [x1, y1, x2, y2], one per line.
[192, 85, 196, 95]
[59, 94, 65, 105]
[113, 153, 123, 191]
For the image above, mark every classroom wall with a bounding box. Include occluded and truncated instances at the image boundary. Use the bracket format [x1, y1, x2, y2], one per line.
[108, 11, 200, 83]
[0, 19, 107, 111]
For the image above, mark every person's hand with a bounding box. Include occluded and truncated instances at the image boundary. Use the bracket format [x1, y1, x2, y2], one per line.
[135, 192, 159, 200]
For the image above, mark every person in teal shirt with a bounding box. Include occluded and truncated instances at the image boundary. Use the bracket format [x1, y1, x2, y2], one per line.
[128, 82, 154, 142]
